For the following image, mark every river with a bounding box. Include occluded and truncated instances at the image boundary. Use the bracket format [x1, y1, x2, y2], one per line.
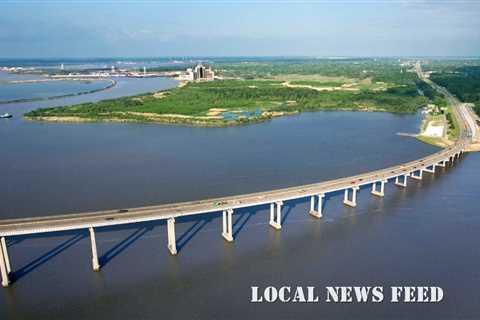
[0, 73, 478, 319]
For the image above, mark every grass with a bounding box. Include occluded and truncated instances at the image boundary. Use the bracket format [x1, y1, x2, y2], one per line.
[430, 65, 480, 116]
[26, 59, 434, 127]
[416, 105, 458, 148]
[446, 106, 460, 140]
[25, 78, 429, 126]
[416, 135, 445, 147]
[288, 80, 346, 87]
[215, 58, 416, 85]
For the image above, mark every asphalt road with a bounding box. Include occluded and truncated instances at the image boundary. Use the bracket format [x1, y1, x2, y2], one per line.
[0, 63, 474, 237]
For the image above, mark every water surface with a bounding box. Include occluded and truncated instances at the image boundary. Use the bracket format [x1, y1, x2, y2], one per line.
[0, 73, 478, 319]
[0, 109, 435, 218]
[0, 79, 112, 103]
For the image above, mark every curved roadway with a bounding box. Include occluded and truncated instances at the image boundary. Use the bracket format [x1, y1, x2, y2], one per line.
[0, 63, 475, 237]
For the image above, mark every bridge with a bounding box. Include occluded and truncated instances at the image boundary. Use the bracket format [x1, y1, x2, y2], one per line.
[0, 64, 477, 287]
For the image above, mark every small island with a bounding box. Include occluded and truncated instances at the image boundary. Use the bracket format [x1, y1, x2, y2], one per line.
[25, 59, 436, 128]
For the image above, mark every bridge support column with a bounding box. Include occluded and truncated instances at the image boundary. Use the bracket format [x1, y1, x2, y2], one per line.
[0, 237, 10, 287]
[222, 209, 234, 242]
[89, 227, 100, 272]
[167, 218, 177, 255]
[371, 180, 387, 197]
[344, 187, 359, 207]
[395, 175, 408, 187]
[309, 194, 324, 218]
[410, 170, 423, 180]
[1, 237, 11, 275]
[269, 201, 283, 230]
[424, 165, 435, 174]
[437, 160, 446, 168]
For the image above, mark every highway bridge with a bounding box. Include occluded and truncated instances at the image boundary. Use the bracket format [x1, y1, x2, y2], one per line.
[0, 63, 477, 287]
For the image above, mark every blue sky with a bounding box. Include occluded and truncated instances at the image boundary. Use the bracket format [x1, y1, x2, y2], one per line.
[0, 0, 479, 58]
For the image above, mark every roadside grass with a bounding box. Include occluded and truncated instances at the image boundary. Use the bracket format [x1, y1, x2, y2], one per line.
[416, 135, 445, 147]
[446, 106, 460, 140]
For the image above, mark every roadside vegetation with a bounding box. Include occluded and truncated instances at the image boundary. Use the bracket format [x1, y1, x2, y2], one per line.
[415, 71, 460, 147]
[429, 65, 480, 116]
[416, 106, 458, 148]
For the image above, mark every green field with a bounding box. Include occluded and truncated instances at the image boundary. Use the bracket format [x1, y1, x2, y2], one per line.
[215, 58, 415, 84]
[26, 59, 434, 126]
[288, 80, 346, 87]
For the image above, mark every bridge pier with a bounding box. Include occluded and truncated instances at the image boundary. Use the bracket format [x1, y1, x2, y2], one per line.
[269, 201, 283, 230]
[371, 180, 387, 197]
[89, 227, 100, 271]
[410, 170, 423, 180]
[167, 218, 177, 255]
[309, 194, 324, 218]
[222, 209, 234, 242]
[344, 187, 359, 207]
[1, 237, 11, 274]
[395, 175, 408, 187]
[0, 237, 11, 287]
[437, 160, 446, 168]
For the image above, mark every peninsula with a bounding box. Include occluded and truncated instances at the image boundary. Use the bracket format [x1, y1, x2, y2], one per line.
[26, 59, 434, 127]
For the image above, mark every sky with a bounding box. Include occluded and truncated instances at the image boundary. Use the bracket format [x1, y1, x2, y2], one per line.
[0, 0, 479, 58]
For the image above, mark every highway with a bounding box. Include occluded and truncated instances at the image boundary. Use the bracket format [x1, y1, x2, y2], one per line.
[0, 62, 476, 286]
[0, 144, 467, 237]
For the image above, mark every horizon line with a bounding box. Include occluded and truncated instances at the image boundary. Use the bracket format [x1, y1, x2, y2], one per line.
[1, 55, 480, 60]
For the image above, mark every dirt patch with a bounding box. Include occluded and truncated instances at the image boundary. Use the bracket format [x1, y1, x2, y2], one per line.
[27, 116, 94, 122]
[123, 111, 223, 120]
[283, 82, 359, 92]
[262, 111, 291, 117]
[153, 92, 167, 99]
[206, 108, 227, 116]
[273, 74, 355, 83]
[286, 100, 297, 106]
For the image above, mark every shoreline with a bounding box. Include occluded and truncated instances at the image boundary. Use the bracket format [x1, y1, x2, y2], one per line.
[415, 107, 459, 148]
[24, 107, 417, 127]
[22, 72, 428, 127]
[0, 78, 117, 104]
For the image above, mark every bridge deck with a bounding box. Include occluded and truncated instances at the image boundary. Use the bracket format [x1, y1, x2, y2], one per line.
[0, 130, 468, 237]
[0, 65, 475, 237]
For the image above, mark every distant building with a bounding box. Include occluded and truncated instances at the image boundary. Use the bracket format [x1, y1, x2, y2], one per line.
[180, 63, 215, 81]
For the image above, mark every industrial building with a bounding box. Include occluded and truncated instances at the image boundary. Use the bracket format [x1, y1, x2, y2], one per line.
[180, 63, 215, 81]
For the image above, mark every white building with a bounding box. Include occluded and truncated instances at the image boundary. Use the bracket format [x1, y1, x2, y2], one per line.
[179, 63, 214, 81]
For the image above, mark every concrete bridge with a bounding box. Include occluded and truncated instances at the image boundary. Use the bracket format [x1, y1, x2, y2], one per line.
[0, 65, 476, 287]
